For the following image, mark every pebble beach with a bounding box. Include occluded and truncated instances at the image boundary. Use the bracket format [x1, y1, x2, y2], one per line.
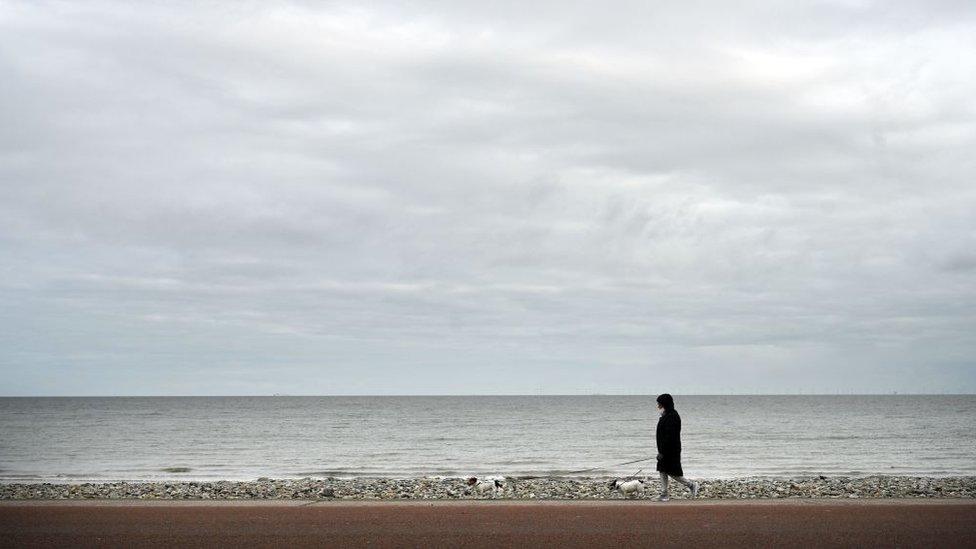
[3, 475, 974, 501]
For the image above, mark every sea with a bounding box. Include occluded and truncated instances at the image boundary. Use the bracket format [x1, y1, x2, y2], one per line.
[1, 395, 974, 483]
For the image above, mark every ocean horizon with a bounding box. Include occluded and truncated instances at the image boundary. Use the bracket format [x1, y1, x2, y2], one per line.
[3, 392, 971, 397]
[2, 395, 974, 483]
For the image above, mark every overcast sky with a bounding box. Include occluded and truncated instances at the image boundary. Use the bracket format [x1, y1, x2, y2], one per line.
[1, 0, 974, 395]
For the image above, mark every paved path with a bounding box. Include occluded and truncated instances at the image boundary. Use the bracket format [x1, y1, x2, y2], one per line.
[2, 500, 974, 548]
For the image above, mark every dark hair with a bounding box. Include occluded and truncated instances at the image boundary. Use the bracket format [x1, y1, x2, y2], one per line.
[656, 393, 675, 411]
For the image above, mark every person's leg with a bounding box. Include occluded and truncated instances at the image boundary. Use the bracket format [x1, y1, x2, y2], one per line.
[669, 475, 700, 498]
[659, 472, 669, 498]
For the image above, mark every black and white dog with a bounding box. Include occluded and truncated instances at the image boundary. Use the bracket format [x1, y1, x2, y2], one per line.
[608, 478, 647, 497]
[465, 476, 505, 497]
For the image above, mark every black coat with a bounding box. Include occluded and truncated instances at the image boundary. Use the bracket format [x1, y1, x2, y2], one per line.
[655, 409, 683, 476]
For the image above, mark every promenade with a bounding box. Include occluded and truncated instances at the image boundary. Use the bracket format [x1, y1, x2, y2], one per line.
[2, 499, 974, 548]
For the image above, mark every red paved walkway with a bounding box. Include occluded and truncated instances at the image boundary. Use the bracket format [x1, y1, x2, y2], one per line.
[1, 500, 974, 548]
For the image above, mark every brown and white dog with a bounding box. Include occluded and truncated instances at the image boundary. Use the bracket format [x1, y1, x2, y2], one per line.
[465, 477, 505, 497]
[608, 478, 647, 497]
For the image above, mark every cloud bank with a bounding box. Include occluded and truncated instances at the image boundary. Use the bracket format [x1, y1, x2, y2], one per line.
[1, 0, 974, 394]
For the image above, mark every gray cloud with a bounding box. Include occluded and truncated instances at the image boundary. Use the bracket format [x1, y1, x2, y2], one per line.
[1, 0, 975, 395]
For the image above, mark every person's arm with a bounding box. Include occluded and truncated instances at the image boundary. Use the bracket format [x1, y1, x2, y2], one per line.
[661, 414, 679, 455]
[655, 418, 664, 460]
[654, 419, 664, 461]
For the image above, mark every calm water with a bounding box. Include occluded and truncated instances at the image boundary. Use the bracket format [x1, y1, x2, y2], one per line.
[1, 396, 974, 482]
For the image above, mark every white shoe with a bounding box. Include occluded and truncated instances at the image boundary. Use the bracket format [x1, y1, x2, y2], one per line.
[691, 481, 700, 499]
[657, 495, 670, 502]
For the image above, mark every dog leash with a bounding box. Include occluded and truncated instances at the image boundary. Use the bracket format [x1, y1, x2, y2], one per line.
[563, 455, 656, 475]
[510, 455, 656, 480]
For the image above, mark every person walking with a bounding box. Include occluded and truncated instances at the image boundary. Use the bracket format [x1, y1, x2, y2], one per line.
[656, 393, 699, 501]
